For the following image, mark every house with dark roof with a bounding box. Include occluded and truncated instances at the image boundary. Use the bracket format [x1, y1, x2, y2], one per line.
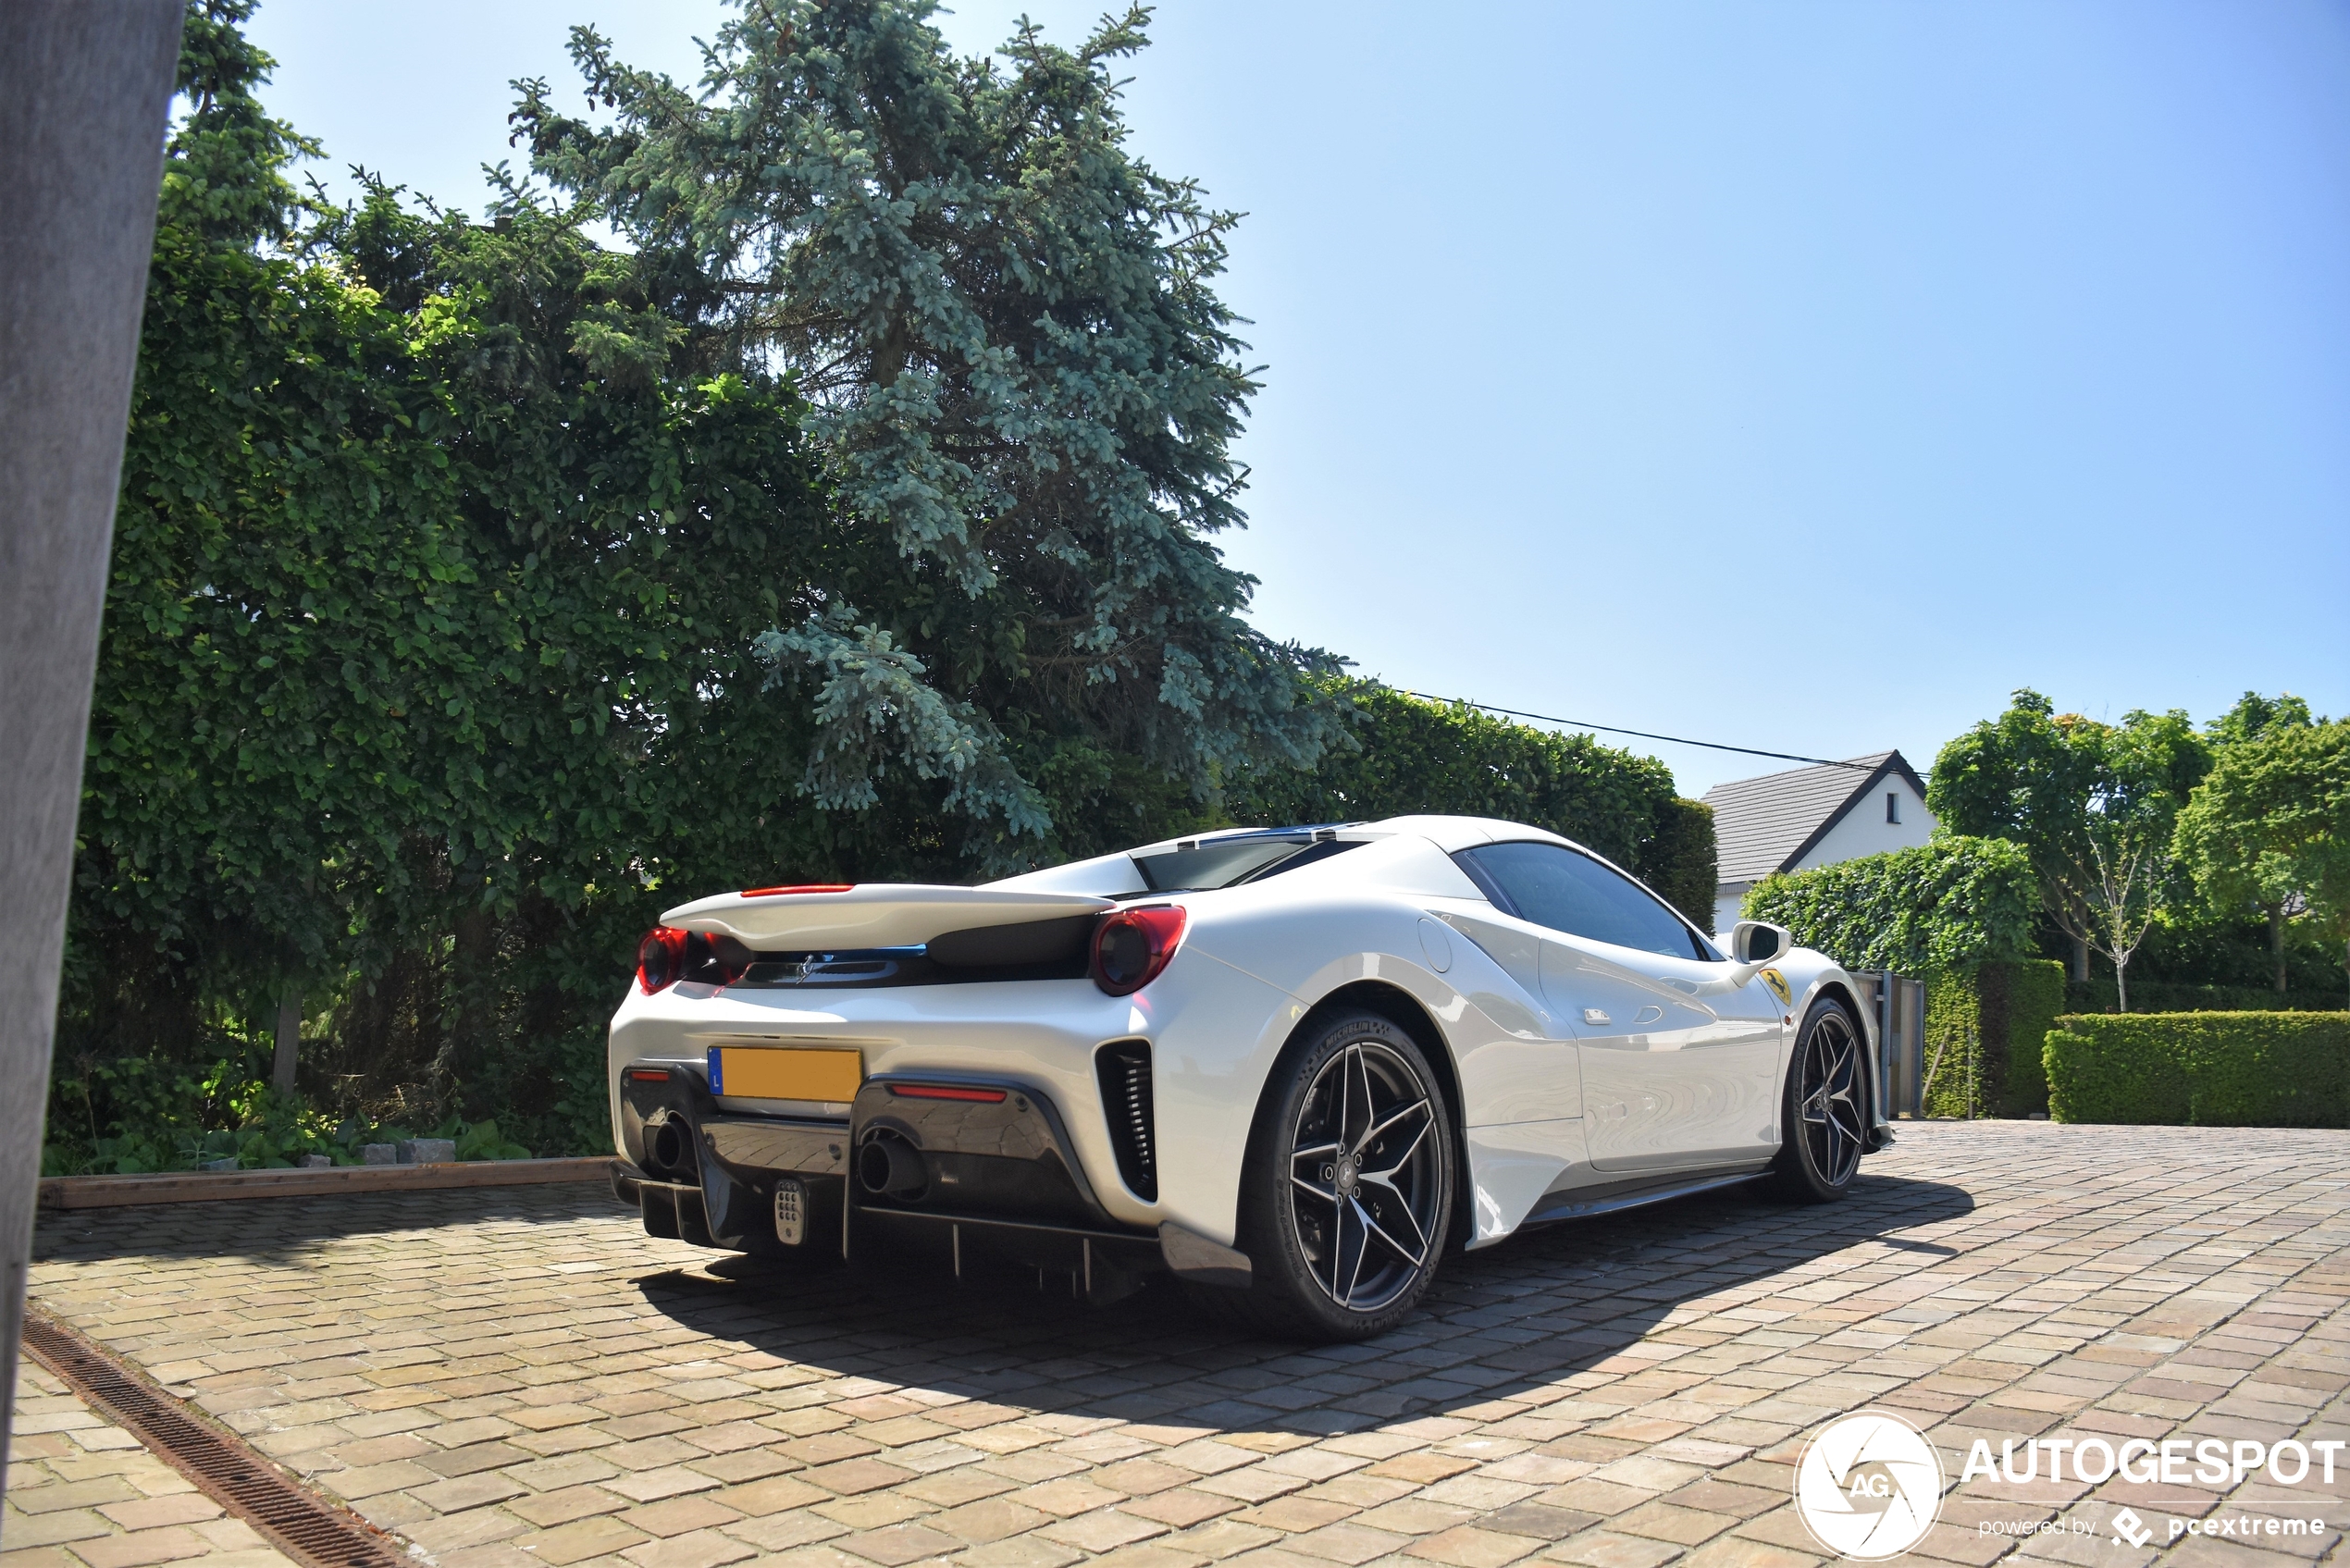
[1699, 751, 1935, 935]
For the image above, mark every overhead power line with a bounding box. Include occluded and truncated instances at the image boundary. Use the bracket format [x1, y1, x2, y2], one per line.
[1400, 692, 1879, 772]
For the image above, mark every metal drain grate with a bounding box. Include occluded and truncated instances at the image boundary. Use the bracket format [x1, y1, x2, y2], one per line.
[19, 1310, 412, 1568]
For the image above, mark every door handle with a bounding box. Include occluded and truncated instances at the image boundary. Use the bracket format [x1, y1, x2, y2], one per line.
[1582, 1008, 1610, 1025]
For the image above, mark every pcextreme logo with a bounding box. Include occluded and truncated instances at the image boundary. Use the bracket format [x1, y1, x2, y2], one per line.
[1793, 1410, 1946, 1561]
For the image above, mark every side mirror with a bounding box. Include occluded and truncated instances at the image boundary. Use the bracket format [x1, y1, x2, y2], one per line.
[1729, 920, 1791, 967]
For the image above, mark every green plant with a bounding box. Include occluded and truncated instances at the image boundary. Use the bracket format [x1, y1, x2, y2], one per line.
[2044, 1012, 2349, 1127]
[1917, 960, 2065, 1117]
[1741, 837, 2039, 976]
[56, 0, 1356, 1168]
[513, 0, 1349, 828]
[1643, 796, 1720, 935]
[41, 1044, 539, 1176]
[1224, 684, 1714, 923]
[2174, 712, 2350, 995]
[1993, 959, 2068, 1115]
[1930, 690, 2211, 1006]
[49, 1051, 352, 1175]
[1744, 843, 2047, 1118]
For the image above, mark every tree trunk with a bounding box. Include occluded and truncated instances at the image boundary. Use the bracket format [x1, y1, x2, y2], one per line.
[2070, 932, 2089, 983]
[443, 906, 501, 1118]
[2115, 957, 2130, 1014]
[2270, 905, 2287, 995]
[271, 988, 302, 1097]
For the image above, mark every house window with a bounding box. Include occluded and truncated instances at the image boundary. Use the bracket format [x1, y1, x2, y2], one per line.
[1886, 791, 1900, 825]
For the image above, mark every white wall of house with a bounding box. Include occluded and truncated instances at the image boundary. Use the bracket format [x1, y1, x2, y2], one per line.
[1713, 883, 1750, 939]
[1788, 775, 1936, 872]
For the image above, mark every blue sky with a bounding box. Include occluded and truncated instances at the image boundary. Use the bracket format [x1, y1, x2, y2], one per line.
[246, 0, 2350, 798]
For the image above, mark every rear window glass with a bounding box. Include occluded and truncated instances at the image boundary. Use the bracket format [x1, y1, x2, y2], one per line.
[1132, 834, 1352, 892]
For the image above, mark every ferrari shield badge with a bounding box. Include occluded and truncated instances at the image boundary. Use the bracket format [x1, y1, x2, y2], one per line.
[1760, 967, 1792, 1007]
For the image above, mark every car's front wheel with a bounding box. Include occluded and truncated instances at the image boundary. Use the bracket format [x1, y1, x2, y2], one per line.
[1771, 997, 1868, 1201]
[1213, 1009, 1454, 1340]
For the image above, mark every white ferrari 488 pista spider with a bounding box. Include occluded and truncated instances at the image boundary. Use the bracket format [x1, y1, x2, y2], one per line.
[608, 815, 1889, 1340]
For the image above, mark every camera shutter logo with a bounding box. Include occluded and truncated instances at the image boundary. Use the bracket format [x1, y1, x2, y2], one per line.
[1794, 1409, 1946, 1560]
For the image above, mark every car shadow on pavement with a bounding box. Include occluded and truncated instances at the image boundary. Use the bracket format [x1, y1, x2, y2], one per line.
[628, 1168, 1977, 1436]
[30, 1166, 1974, 1440]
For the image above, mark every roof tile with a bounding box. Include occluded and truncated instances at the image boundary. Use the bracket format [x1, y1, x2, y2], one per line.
[1701, 753, 1900, 884]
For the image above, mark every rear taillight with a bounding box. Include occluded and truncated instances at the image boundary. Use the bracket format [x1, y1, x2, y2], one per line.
[740, 883, 854, 897]
[636, 926, 752, 993]
[1091, 906, 1187, 996]
[637, 927, 689, 992]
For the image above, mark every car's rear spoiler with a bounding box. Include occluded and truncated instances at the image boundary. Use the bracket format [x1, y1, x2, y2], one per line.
[660, 884, 1115, 951]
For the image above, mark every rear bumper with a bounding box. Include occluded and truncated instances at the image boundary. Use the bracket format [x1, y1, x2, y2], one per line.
[605, 954, 1302, 1249]
[611, 1062, 1248, 1292]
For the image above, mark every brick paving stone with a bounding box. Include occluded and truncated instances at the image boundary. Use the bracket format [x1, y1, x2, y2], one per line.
[1, 1363, 296, 1568]
[518, 1512, 649, 1563]
[20, 1126, 2350, 1568]
[1405, 1525, 1543, 1567]
[1540, 1532, 1685, 1568]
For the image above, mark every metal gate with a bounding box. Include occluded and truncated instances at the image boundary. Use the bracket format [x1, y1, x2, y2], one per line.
[1852, 970, 1925, 1117]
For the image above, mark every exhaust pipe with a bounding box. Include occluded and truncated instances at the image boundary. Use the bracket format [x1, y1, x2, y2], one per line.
[646, 1116, 696, 1181]
[857, 1131, 927, 1200]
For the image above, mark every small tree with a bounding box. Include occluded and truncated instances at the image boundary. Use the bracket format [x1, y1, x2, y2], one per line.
[2175, 711, 2350, 995]
[1931, 691, 2208, 1006]
[1929, 691, 2108, 980]
[2058, 710, 2209, 1011]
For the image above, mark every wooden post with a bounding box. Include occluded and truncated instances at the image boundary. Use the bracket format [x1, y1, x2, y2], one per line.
[0, 0, 183, 1506]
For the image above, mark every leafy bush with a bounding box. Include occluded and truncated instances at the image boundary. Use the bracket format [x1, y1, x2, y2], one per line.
[1642, 796, 1721, 936]
[43, 1040, 533, 1176]
[1919, 960, 2066, 1117]
[2045, 1013, 2349, 1127]
[1742, 837, 2039, 975]
[56, 0, 1353, 1167]
[1228, 684, 1715, 925]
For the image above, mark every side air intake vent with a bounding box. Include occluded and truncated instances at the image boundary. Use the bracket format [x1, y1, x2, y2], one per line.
[1095, 1040, 1157, 1201]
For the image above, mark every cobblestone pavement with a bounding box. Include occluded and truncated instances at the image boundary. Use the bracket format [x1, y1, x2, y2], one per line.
[16, 1123, 2350, 1568]
[3, 1360, 295, 1568]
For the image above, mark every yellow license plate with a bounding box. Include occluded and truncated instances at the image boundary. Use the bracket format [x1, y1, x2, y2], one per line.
[708, 1046, 863, 1103]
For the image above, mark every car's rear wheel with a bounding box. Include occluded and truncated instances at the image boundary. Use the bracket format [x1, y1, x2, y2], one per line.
[1771, 997, 1867, 1202]
[1206, 1009, 1453, 1340]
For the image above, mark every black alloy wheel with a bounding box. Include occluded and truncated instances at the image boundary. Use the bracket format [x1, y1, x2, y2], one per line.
[1213, 1009, 1453, 1340]
[1772, 997, 1867, 1201]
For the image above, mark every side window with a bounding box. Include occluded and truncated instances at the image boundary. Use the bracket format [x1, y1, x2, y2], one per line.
[1457, 842, 1713, 961]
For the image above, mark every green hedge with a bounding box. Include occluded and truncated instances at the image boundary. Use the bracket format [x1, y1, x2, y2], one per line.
[1922, 959, 2067, 1117]
[1228, 682, 1717, 927]
[2045, 1012, 2350, 1127]
[1741, 837, 2038, 976]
